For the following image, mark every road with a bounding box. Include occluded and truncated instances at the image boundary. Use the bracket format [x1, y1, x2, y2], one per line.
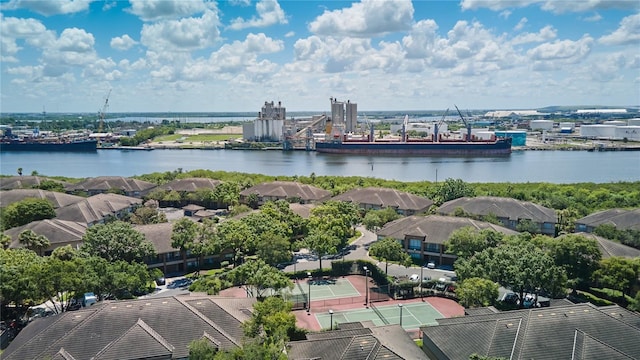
[283, 226, 457, 282]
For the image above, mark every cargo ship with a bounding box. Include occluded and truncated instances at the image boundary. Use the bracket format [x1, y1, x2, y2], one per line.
[315, 136, 512, 156]
[0, 127, 97, 152]
[314, 106, 512, 156]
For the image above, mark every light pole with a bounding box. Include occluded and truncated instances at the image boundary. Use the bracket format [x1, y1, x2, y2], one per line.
[329, 309, 334, 330]
[398, 304, 403, 327]
[307, 272, 312, 314]
[420, 265, 424, 301]
[363, 266, 369, 307]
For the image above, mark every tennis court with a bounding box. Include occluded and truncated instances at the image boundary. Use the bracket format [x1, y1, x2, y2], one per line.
[315, 301, 443, 330]
[286, 277, 361, 301]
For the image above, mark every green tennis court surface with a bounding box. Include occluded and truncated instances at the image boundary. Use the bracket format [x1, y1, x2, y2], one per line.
[315, 302, 444, 330]
[286, 278, 360, 300]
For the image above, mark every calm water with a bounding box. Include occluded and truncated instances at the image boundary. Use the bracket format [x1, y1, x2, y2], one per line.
[1, 149, 638, 183]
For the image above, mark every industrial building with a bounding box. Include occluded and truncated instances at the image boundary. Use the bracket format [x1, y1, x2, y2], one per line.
[242, 100, 286, 142]
[580, 120, 640, 141]
[330, 97, 358, 133]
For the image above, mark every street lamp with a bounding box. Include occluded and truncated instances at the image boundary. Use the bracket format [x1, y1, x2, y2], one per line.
[329, 309, 334, 330]
[420, 265, 424, 301]
[363, 266, 369, 307]
[307, 272, 312, 314]
[398, 303, 403, 327]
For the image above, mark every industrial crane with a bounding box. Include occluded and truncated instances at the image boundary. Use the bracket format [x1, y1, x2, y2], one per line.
[434, 108, 448, 142]
[98, 89, 111, 133]
[455, 105, 472, 142]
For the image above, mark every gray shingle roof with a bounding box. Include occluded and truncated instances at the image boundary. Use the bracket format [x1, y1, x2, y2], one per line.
[55, 193, 142, 225]
[64, 176, 156, 195]
[560, 232, 640, 259]
[0, 189, 84, 208]
[5, 219, 87, 250]
[158, 177, 222, 192]
[0, 176, 70, 190]
[421, 303, 640, 360]
[437, 196, 556, 223]
[288, 324, 427, 360]
[576, 208, 640, 231]
[331, 187, 433, 213]
[240, 181, 331, 202]
[377, 215, 518, 244]
[2, 295, 256, 360]
[134, 222, 177, 254]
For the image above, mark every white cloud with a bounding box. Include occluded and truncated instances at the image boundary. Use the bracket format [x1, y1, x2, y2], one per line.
[511, 25, 557, 45]
[499, 10, 511, 19]
[528, 35, 594, 70]
[228, 0, 287, 30]
[127, 0, 213, 21]
[598, 13, 640, 45]
[285, 31, 295, 37]
[514, 17, 527, 31]
[110, 34, 137, 51]
[402, 19, 439, 59]
[0, 0, 93, 16]
[140, 9, 221, 51]
[460, 0, 639, 13]
[309, 0, 413, 37]
[584, 13, 602, 22]
[206, 33, 283, 75]
[0, 15, 54, 60]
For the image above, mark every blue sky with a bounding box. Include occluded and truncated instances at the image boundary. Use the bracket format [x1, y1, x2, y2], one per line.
[1, 0, 638, 113]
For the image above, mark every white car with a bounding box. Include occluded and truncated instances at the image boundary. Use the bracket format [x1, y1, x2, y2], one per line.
[409, 274, 420, 282]
[426, 262, 436, 269]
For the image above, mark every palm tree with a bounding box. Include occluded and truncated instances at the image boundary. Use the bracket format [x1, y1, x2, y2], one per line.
[18, 229, 50, 256]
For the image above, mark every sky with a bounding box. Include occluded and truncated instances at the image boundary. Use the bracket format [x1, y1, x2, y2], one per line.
[0, 0, 639, 113]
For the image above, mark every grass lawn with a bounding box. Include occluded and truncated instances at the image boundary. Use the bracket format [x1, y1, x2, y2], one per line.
[154, 134, 241, 142]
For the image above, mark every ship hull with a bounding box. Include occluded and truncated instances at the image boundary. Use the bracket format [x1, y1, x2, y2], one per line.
[0, 139, 98, 152]
[315, 139, 512, 156]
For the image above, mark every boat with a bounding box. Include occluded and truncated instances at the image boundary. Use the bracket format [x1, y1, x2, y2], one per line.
[0, 127, 97, 152]
[315, 136, 512, 156]
[315, 106, 512, 156]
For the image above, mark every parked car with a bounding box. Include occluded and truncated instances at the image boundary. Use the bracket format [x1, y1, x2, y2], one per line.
[409, 274, 420, 282]
[426, 262, 436, 269]
[155, 277, 166, 286]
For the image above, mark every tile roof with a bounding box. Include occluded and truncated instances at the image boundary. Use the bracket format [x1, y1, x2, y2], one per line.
[0, 176, 70, 190]
[158, 177, 223, 192]
[55, 193, 142, 225]
[2, 295, 256, 360]
[576, 208, 640, 231]
[64, 176, 157, 195]
[437, 196, 556, 223]
[5, 219, 87, 249]
[0, 189, 84, 208]
[377, 215, 519, 244]
[331, 187, 433, 213]
[421, 303, 640, 360]
[240, 181, 332, 202]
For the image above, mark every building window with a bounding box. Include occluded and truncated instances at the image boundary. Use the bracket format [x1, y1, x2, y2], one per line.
[426, 243, 440, 253]
[408, 239, 421, 250]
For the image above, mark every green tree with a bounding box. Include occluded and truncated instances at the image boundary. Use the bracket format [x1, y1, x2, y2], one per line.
[0, 248, 44, 315]
[429, 178, 475, 205]
[304, 230, 340, 273]
[1, 233, 13, 249]
[368, 237, 411, 274]
[445, 227, 504, 259]
[130, 206, 168, 225]
[225, 259, 293, 298]
[255, 231, 292, 266]
[592, 257, 639, 297]
[18, 229, 51, 256]
[456, 277, 499, 308]
[243, 296, 296, 348]
[171, 217, 199, 271]
[535, 234, 601, 289]
[188, 338, 218, 360]
[516, 219, 540, 234]
[82, 221, 155, 263]
[217, 219, 255, 266]
[362, 207, 401, 231]
[212, 182, 240, 209]
[1, 198, 56, 230]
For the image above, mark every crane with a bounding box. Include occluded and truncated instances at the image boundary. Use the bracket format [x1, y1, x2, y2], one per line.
[455, 104, 472, 142]
[434, 108, 448, 142]
[98, 89, 111, 133]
